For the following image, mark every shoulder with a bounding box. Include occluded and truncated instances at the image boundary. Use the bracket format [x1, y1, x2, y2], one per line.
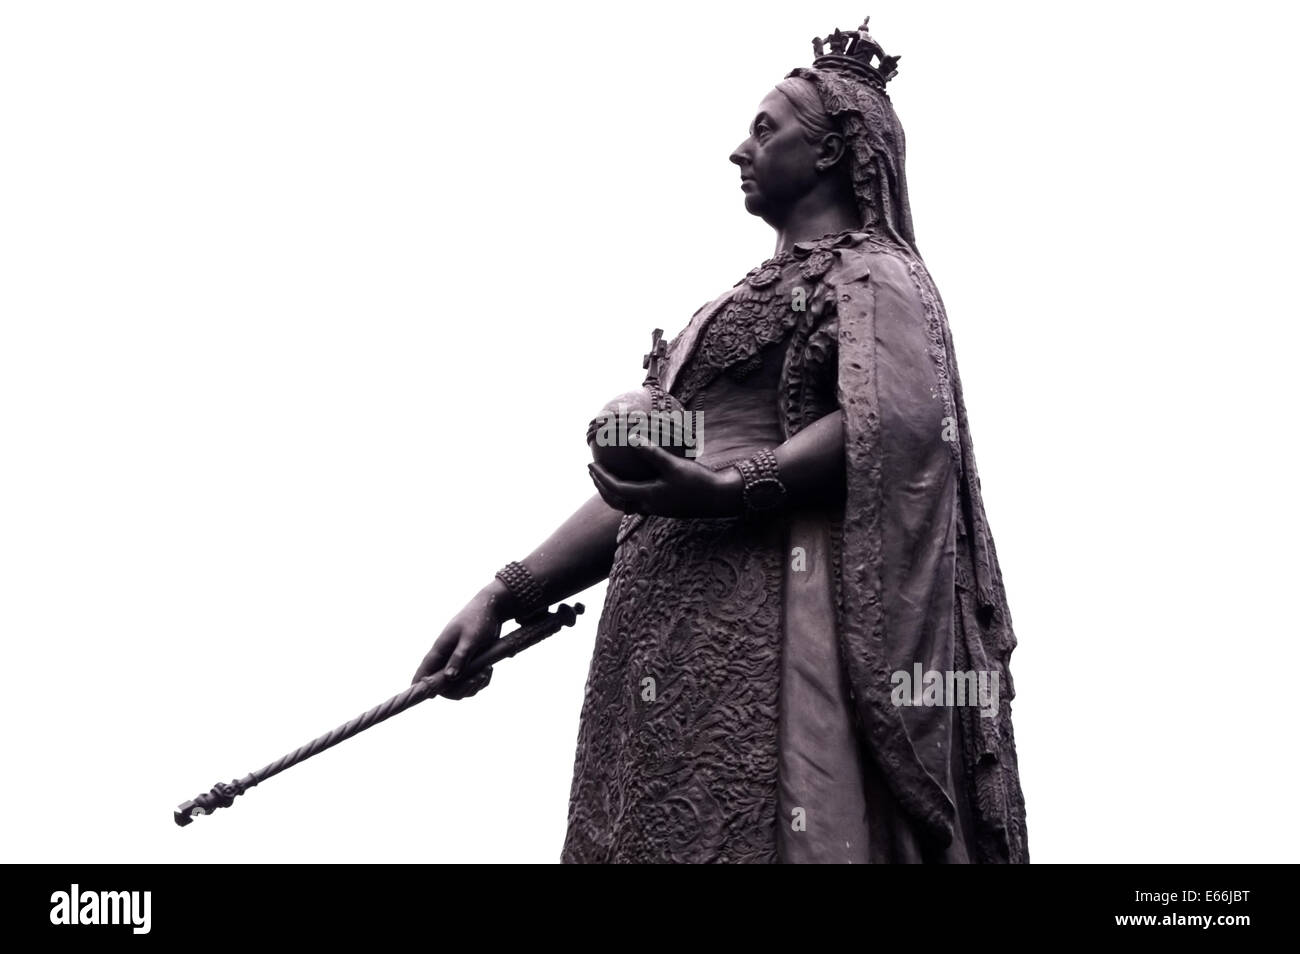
[826, 238, 935, 326]
[827, 235, 918, 288]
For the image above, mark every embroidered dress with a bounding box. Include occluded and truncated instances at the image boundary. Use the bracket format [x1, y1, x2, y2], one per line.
[561, 228, 1027, 863]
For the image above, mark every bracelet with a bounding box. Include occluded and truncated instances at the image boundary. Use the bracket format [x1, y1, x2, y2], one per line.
[494, 561, 546, 619]
[733, 448, 787, 512]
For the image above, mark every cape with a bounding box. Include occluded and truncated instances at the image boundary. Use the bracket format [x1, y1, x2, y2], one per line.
[654, 230, 1030, 863]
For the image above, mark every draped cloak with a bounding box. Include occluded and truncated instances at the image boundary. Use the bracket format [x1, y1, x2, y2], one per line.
[563, 229, 1028, 863]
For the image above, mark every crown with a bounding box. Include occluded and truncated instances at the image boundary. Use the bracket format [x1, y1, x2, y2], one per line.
[811, 17, 901, 91]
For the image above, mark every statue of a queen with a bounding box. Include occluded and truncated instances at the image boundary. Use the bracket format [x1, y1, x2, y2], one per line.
[413, 16, 1029, 864]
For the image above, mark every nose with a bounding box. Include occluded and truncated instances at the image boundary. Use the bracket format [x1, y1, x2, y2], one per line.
[729, 139, 752, 169]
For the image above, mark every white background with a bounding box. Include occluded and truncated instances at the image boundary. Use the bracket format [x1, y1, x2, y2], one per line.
[2, 0, 1296, 863]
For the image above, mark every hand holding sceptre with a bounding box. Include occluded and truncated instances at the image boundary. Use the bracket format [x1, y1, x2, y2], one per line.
[174, 602, 583, 827]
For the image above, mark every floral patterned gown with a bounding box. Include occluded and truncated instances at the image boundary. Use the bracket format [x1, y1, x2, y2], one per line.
[560, 229, 986, 864]
[553, 222, 1008, 868]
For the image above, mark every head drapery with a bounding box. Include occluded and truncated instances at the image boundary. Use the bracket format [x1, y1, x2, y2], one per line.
[777, 67, 918, 256]
[775, 34, 1028, 861]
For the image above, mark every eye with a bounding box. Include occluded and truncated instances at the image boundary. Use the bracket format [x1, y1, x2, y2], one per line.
[755, 122, 774, 141]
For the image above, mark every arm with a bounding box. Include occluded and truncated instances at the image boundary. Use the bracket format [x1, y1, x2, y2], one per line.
[419, 411, 846, 691]
[586, 409, 846, 518]
[481, 493, 624, 621]
[412, 493, 622, 687]
[767, 408, 846, 505]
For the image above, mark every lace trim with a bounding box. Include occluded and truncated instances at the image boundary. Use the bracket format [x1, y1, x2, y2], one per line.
[674, 284, 796, 407]
[673, 229, 872, 409]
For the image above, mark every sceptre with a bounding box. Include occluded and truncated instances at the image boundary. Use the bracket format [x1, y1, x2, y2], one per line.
[174, 602, 584, 826]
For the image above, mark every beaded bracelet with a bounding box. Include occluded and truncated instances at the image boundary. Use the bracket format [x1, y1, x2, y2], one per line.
[494, 561, 546, 619]
[733, 448, 787, 512]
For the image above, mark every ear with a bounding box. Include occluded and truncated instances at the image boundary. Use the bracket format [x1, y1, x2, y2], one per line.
[815, 132, 848, 173]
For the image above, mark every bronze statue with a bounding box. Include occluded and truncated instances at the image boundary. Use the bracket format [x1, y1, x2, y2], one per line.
[413, 15, 1029, 864]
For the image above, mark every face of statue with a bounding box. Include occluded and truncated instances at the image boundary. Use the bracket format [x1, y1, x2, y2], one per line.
[729, 87, 827, 223]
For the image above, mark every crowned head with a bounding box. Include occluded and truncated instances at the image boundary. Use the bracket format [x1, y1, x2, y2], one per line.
[729, 16, 917, 252]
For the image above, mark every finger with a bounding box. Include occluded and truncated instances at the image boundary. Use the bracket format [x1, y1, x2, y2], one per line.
[443, 667, 492, 700]
[445, 636, 492, 680]
[412, 629, 460, 683]
[590, 463, 662, 515]
[632, 442, 682, 475]
[588, 465, 629, 510]
[589, 462, 659, 502]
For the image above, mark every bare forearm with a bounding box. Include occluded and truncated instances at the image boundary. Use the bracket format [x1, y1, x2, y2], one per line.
[588, 410, 846, 519]
[771, 409, 845, 504]
[710, 410, 846, 511]
[481, 494, 624, 621]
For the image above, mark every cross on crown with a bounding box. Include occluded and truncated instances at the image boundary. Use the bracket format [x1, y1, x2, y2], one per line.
[811, 16, 901, 90]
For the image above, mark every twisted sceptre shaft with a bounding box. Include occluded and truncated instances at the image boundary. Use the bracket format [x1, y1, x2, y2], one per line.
[174, 602, 584, 826]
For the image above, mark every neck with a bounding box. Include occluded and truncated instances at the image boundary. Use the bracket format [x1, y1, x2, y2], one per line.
[769, 194, 860, 256]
